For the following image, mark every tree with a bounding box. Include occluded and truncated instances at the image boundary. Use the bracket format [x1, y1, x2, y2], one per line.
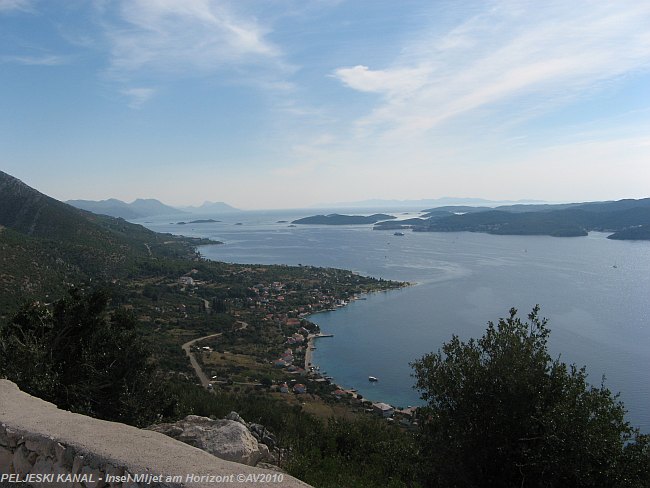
[0, 287, 175, 427]
[411, 306, 649, 488]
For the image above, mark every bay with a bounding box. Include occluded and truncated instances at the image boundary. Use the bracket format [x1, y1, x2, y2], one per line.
[139, 211, 650, 432]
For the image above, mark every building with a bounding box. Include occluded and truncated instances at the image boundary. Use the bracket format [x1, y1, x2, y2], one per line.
[372, 402, 394, 418]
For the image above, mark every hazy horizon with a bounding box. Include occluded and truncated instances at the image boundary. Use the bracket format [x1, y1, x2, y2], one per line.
[2, 1, 649, 208]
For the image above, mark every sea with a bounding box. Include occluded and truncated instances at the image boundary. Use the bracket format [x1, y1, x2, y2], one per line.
[137, 209, 650, 432]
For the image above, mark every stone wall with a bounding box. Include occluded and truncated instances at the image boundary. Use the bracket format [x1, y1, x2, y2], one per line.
[0, 380, 310, 488]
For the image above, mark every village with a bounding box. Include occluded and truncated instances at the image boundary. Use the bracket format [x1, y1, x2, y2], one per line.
[169, 266, 418, 428]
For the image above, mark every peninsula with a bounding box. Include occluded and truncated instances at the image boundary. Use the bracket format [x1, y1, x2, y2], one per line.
[369, 199, 650, 240]
[292, 213, 396, 225]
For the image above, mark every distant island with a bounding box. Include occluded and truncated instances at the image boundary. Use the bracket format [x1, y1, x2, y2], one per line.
[370, 199, 650, 240]
[176, 219, 220, 225]
[181, 201, 239, 213]
[313, 197, 547, 209]
[67, 198, 183, 219]
[292, 213, 396, 225]
[68, 199, 239, 219]
[374, 218, 429, 230]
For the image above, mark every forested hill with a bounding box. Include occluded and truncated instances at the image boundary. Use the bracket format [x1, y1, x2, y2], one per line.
[0, 171, 213, 312]
[398, 198, 650, 239]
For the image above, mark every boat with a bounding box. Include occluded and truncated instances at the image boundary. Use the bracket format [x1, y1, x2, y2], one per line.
[368, 376, 378, 382]
[393, 232, 405, 236]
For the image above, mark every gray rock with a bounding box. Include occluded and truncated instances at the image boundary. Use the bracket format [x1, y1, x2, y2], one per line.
[31, 455, 55, 475]
[148, 416, 270, 466]
[0, 446, 13, 468]
[225, 412, 247, 426]
[12, 446, 34, 476]
[261, 434, 277, 450]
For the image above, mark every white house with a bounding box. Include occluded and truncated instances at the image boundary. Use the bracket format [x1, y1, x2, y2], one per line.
[372, 402, 394, 418]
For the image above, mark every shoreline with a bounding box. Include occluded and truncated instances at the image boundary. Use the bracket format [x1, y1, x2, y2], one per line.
[303, 288, 413, 410]
[303, 333, 335, 370]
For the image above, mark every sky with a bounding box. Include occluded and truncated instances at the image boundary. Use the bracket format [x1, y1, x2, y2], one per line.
[1, 0, 650, 209]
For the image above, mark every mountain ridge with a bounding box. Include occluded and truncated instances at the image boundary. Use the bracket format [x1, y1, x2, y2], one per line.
[67, 198, 185, 219]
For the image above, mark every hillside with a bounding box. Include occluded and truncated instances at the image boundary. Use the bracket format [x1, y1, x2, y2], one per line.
[0, 171, 213, 312]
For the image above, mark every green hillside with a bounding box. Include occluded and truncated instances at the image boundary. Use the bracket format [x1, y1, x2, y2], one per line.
[0, 171, 213, 312]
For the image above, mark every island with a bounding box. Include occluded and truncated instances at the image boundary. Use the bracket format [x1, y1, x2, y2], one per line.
[176, 219, 220, 225]
[373, 218, 429, 230]
[292, 213, 396, 225]
[398, 199, 650, 240]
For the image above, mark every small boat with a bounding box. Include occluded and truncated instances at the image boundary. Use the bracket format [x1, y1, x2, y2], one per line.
[368, 376, 378, 382]
[393, 232, 405, 236]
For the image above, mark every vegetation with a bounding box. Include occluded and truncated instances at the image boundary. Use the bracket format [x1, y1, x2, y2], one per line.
[0, 288, 175, 427]
[0, 284, 419, 487]
[411, 306, 650, 488]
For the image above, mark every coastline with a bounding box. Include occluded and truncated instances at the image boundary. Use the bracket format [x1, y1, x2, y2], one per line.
[304, 333, 335, 370]
[304, 287, 412, 410]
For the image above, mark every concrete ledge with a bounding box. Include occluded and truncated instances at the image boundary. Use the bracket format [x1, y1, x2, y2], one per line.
[0, 380, 310, 488]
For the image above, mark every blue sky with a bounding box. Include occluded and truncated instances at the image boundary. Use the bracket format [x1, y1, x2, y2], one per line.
[1, 0, 649, 209]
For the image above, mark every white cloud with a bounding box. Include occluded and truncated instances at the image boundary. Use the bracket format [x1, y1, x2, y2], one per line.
[0, 54, 69, 65]
[104, 0, 284, 77]
[121, 87, 156, 108]
[334, 1, 650, 138]
[334, 64, 431, 96]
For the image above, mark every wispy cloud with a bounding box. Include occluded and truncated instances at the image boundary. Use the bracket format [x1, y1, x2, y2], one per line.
[0, 54, 69, 65]
[103, 0, 286, 78]
[121, 87, 156, 108]
[0, 0, 32, 13]
[333, 1, 650, 138]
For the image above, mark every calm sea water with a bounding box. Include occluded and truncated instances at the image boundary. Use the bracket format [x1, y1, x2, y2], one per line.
[139, 211, 650, 432]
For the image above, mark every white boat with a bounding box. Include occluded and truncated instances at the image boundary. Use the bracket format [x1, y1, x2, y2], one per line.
[368, 376, 378, 382]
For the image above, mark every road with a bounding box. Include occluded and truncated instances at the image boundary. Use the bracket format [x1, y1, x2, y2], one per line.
[181, 332, 222, 388]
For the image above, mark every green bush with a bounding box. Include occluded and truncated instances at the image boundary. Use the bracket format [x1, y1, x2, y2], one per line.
[0, 288, 175, 427]
[412, 306, 650, 487]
